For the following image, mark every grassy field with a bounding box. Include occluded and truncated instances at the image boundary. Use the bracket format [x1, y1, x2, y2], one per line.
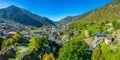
[30, 29, 42, 33]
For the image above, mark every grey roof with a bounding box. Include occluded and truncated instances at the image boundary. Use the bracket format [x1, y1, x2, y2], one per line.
[55, 40, 66, 45]
[106, 35, 112, 40]
[95, 33, 106, 37]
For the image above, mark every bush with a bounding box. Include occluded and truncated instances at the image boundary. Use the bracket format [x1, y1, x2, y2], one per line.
[112, 20, 120, 30]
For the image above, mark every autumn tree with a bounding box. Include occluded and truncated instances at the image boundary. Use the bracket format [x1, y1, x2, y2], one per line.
[43, 53, 55, 60]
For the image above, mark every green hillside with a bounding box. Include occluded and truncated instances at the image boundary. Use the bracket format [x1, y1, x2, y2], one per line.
[0, 5, 56, 27]
[57, 12, 91, 27]
[69, 0, 120, 31]
[66, 0, 120, 60]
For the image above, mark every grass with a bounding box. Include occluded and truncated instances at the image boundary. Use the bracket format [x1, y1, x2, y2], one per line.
[30, 29, 42, 33]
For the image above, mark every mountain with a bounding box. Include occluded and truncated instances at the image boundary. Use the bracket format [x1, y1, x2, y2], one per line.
[0, 5, 55, 27]
[68, 0, 120, 30]
[57, 12, 91, 27]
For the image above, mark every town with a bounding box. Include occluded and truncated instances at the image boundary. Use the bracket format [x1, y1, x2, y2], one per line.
[0, 18, 117, 60]
[0, 0, 120, 60]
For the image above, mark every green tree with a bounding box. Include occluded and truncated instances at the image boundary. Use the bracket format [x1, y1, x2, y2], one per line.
[2, 33, 22, 48]
[58, 36, 91, 60]
[112, 20, 120, 30]
[0, 37, 4, 50]
[88, 26, 99, 36]
[30, 36, 48, 51]
[92, 42, 120, 60]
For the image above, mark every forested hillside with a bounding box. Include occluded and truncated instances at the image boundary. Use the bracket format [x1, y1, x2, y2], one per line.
[0, 5, 55, 27]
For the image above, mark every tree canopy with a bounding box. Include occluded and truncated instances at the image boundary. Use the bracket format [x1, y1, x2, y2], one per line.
[2, 33, 22, 48]
[57, 36, 91, 60]
[43, 53, 55, 60]
[30, 36, 48, 51]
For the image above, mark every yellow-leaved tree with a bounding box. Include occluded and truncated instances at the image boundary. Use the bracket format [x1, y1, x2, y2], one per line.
[43, 53, 55, 60]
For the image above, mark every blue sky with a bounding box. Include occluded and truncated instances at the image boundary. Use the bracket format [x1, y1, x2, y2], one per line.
[0, 0, 113, 21]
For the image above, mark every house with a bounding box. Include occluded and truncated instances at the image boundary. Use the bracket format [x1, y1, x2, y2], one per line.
[105, 35, 113, 44]
[93, 33, 113, 48]
[55, 40, 66, 45]
[23, 34, 32, 40]
[8, 32, 17, 35]
[48, 36, 56, 41]
[94, 33, 106, 41]
[51, 27, 57, 33]
[7, 32, 17, 38]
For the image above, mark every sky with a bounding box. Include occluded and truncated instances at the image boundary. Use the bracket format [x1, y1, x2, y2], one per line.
[0, 0, 114, 21]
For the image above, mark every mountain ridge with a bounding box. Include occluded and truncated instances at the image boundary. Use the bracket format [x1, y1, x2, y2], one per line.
[0, 5, 56, 27]
[67, 0, 120, 30]
[57, 11, 92, 27]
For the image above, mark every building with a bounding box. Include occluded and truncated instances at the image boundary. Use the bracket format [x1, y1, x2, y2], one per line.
[7, 32, 17, 38]
[105, 35, 113, 44]
[23, 34, 32, 40]
[94, 33, 106, 42]
[93, 33, 113, 48]
[55, 40, 66, 45]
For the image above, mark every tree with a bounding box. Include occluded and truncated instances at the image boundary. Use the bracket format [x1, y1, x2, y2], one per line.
[57, 36, 91, 60]
[30, 36, 48, 51]
[88, 26, 99, 36]
[92, 42, 120, 60]
[2, 33, 22, 48]
[43, 53, 55, 60]
[0, 37, 4, 50]
[92, 45, 105, 60]
[112, 20, 120, 30]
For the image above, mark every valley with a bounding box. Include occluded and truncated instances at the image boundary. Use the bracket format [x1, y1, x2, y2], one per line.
[0, 0, 120, 60]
